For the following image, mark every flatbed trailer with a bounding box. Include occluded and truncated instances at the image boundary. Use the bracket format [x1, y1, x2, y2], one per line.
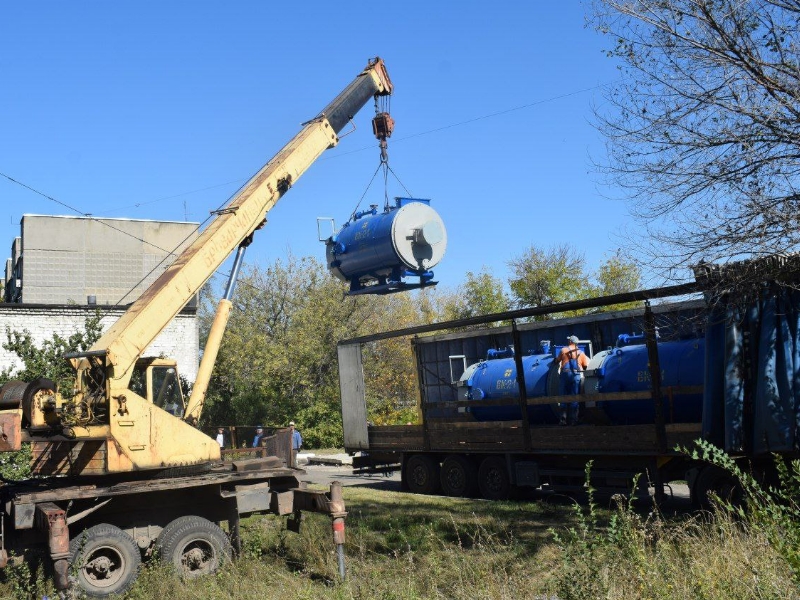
[360, 417, 706, 500]
[340, 271, 800, 504]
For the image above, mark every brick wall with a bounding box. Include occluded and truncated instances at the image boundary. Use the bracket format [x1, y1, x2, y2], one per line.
[0, 304, 199, 382]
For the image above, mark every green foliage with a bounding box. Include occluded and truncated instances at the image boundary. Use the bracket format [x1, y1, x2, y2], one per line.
[0, 554, 51, 599]
[508, 245, 643, 318]
[687, 439, 800, 583]
[439, 268, 510, 323]
[591, 250, 642, 311]
[0, 311, 103, 394]
[201, 256, 430, 438]
[549, 458, 797, 599]
[0, 443, 31, 482]
[508, 243, 591, 317]
[296, 399, 343, 449]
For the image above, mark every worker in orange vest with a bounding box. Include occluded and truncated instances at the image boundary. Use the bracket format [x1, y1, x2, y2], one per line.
[556, 335, 589, 425]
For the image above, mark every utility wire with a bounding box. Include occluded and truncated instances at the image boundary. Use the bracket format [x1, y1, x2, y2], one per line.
[0, 82, 608, 304]
[21, 83, 608, 217]
[92, 178, 247, 216]
[321, 83, 607, 161]
[0, 170, 286, 308]
[0, 171, 221, 308]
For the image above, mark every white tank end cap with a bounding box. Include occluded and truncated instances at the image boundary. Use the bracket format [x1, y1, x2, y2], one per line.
[414, 220, 444, 245]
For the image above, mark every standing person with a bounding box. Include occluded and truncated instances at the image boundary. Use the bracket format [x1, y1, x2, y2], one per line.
[252, 426, 264, 448]
[289, 421, 302, 465]
[216, 427, 225, 448]
[556, 335, 589, 425]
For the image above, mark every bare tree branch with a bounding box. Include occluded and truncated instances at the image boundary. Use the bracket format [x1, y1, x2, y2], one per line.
[593, 0, 800, 279]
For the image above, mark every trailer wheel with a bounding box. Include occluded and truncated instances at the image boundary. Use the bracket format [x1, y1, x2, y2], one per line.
[69, 523, 141, 598]
[478, 456, 511, 500]
[155, 516, 232, 578]
[405, 454, 440, 495]
[440, 455, 478, 497]
[692, 466, 743, 509]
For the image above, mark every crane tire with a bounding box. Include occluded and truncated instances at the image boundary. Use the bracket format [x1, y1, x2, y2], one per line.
[155, 515, 231, 578]
[70, 523, 141, 598]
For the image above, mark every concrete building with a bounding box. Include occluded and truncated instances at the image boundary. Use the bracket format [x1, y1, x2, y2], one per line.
[1, 215, 201, 381]
[5, 215, 198, 305]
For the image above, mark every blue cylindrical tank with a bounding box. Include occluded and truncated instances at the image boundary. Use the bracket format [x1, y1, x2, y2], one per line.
[326, 198, 447, 295]
[459, 350, 559, 424]
[595, 338, 705, 424]
[459, 335, 705, 426]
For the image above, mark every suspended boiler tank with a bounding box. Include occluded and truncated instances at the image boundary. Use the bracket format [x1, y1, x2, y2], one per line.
[326, 198, 447, 295]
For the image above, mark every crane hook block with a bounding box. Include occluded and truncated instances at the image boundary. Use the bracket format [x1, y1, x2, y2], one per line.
[372, 112, 394, 141]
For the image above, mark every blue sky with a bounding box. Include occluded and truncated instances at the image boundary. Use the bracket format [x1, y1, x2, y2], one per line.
[0, 1, 629, 295]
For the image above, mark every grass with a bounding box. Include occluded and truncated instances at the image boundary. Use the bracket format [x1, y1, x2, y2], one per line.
[1, 479, 798, 599]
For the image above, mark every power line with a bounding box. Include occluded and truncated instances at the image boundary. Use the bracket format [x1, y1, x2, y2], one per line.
[0, 82, 608, 304]
[320, 83, 608, 161]
[0, 172, 272, 307]
[92, 178, 247, 216]
[4, 83, 608, 218]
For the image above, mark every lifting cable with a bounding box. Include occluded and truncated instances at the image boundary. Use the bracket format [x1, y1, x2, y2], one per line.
[348, 94, 413, 220]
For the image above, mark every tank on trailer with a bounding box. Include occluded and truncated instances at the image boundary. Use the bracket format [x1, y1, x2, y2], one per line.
[459, 334, 704, 426]
[592, 335, 705, 425]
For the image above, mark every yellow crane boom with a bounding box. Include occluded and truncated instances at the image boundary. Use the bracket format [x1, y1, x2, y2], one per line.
[0, 58, 393, 475]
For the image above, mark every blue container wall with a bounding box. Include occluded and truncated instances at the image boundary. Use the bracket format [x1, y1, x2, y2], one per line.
[598, 339, 705, 424]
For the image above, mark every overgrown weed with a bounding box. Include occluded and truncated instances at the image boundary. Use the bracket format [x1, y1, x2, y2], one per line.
[3, 454, 798, 599]
[549, 453, 799, 599]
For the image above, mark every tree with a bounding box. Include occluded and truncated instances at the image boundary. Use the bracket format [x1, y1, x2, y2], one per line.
[200, 255, 434, 445]
[591, 250, 643, 311]
[508, 245, 643, 316]
[592, 0, 800, 279]
[508, 244, 593, 317]
[440, 268, 510, 323]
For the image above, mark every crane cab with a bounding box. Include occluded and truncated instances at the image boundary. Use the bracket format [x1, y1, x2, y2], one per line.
[128, 357, 186, 417]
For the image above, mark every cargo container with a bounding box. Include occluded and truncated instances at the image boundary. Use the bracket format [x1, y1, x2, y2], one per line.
[338, 256, 800, 505]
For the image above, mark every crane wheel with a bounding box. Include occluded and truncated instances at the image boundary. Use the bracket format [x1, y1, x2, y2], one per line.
[154, 515, 231, 578]
[70, 523, 141, 597]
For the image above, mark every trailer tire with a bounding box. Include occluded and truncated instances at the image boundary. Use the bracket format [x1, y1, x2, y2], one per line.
[69, 523, 141, 598]
[155, 515, 232, 578]
[478, 456, 511, 500]
[692, 466, 743, 510]
[405, 454, 441, 495]
[440, 454, 478, 497]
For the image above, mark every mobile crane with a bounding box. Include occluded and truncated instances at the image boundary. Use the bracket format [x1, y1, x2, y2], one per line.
[0, 57, 393, 597]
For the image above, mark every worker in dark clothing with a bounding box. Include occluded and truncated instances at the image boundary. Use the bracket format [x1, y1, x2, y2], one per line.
[252, 426, 264, 448]
[556, 335, 589, 425]
[289, 421, 302, 466]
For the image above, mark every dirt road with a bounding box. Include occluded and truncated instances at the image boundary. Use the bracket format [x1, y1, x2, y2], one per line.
[299, 463, 401, 491]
